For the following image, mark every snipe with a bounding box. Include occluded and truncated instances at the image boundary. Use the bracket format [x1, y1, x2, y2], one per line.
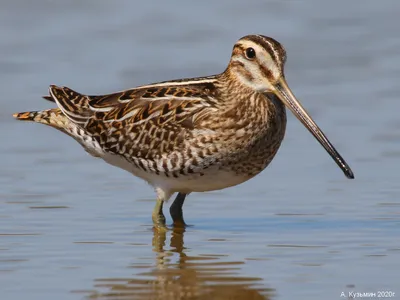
[13, 34, 354, 227]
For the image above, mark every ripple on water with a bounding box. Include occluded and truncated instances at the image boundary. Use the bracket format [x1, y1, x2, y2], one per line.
[77, 228, 275, 300]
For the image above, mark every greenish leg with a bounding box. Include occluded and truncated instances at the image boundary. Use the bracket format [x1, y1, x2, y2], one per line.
[170, 193, 187, 227]
[152, 198, 166, 227]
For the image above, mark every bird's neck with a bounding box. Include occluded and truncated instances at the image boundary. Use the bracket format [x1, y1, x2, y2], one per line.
[207, 69, 286, 134]
[214, 70, 267, 120]
[216, 68, 257, 102]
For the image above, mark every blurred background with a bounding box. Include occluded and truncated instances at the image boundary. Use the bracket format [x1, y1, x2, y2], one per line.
[1, 1, 399, 299]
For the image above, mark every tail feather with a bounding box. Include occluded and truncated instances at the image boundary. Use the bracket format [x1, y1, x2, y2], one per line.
[13, 85, 101, 157]
[13, 111, 41, 121]
[13, 85, 93, 132]
[13, 108, 69, 131]
[13, 108, 102, 157]
[15, 85, 92, 124]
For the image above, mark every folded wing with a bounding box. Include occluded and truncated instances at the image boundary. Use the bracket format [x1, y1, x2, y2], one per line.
[47, 83, 219, 164]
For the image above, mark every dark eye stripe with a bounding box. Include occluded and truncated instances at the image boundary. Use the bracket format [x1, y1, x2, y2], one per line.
[259, 64, 274, 80]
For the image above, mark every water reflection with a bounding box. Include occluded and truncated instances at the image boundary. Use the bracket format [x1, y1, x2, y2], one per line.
[88, 227, 274, 300]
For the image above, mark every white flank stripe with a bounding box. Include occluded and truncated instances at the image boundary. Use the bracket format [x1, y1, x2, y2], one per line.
[139, 96, 207, 102]
[103, 109, 163, 123]
[137, 77, 217, 89]
[88, 105, 113, 112]
[114, 108, 139, 122]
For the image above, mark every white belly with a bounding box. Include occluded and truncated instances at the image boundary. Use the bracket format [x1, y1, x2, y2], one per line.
[101, 151, 252, 195]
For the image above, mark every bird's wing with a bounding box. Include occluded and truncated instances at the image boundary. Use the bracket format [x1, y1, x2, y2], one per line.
[48, 81, 220, 165]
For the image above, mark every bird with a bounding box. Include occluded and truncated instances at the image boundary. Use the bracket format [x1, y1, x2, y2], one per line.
[13, 34, 354, 228]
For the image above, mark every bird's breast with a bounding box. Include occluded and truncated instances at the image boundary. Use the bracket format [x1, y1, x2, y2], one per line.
[219, 94, 287, 177]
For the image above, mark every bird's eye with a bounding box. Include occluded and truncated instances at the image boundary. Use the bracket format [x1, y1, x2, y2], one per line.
[245, 47, 256, 59]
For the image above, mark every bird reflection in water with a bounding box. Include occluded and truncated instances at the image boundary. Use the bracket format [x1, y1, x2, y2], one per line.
[87, 227, 274, 300]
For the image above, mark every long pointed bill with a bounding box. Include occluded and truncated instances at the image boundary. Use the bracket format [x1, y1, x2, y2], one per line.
[273, 78, 354, 179]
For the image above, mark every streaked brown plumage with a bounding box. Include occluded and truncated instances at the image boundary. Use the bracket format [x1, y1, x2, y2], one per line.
[13, 34, 354, 227]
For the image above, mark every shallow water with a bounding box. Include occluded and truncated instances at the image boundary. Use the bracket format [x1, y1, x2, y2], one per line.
[1, 1, 400, 299]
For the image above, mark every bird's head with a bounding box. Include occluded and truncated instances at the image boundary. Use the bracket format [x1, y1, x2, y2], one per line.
[228, 35, 354, 179]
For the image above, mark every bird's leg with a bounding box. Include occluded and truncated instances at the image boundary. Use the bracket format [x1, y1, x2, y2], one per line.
[152, 188, 172, 228]
[152, 198, 166, 227]
[170, 192, 187, 227]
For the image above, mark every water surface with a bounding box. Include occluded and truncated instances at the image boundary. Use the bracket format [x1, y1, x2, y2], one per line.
[1, 1, 400, 299]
